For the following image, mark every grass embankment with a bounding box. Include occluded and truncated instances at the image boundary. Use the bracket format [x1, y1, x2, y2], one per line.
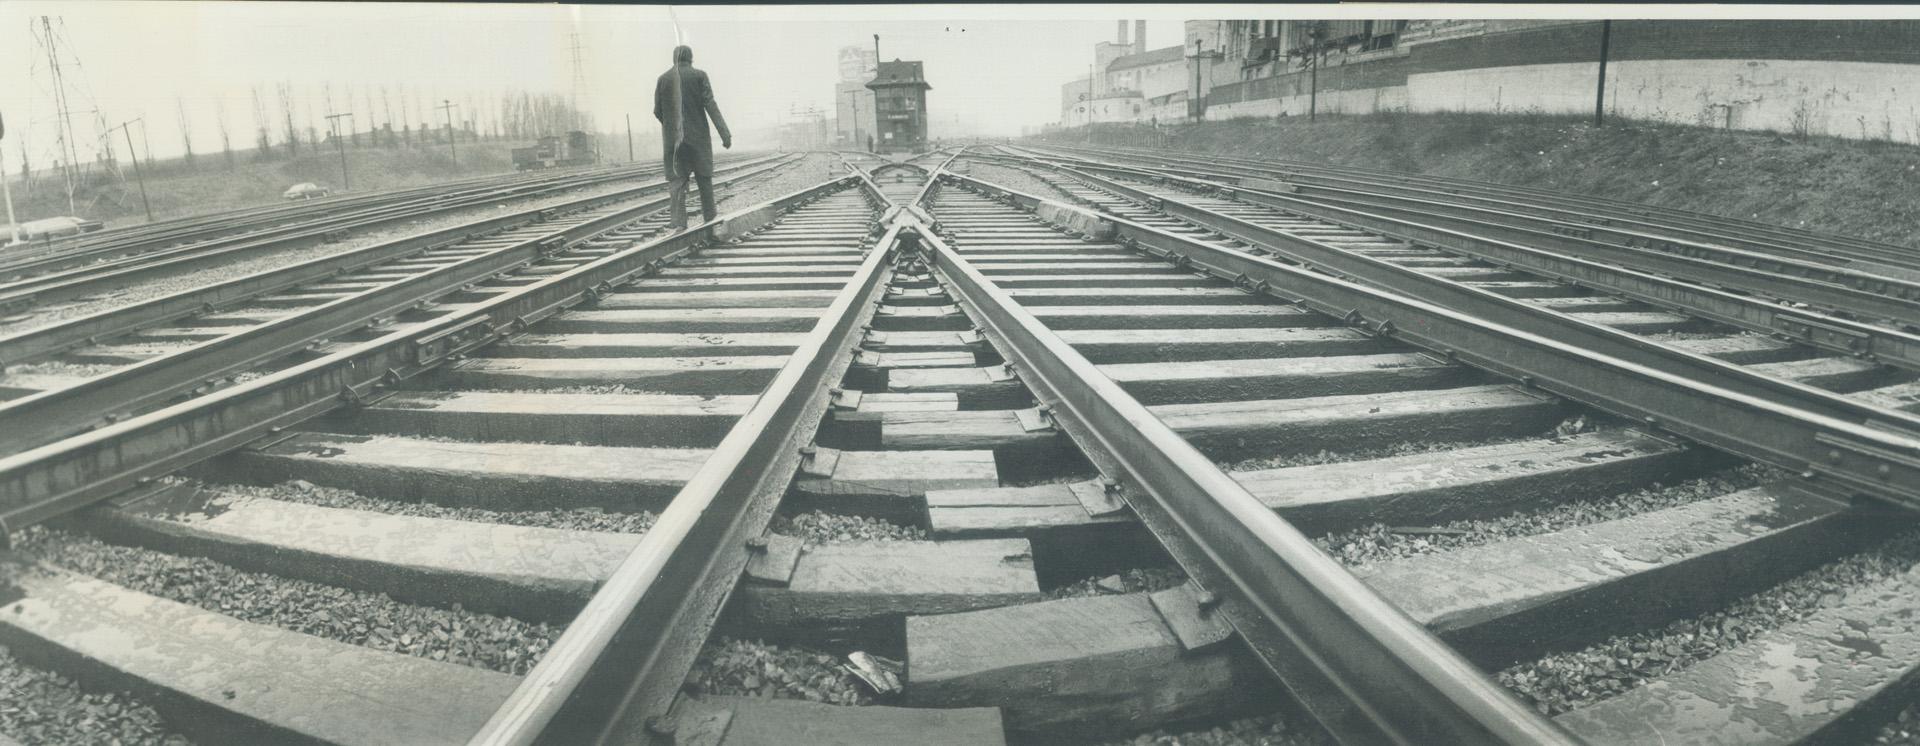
[6, 141, 530, 227]
[1033, 112, 1920, 249]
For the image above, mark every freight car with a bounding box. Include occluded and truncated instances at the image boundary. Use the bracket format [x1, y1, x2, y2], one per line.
[511, 130, 598, 171]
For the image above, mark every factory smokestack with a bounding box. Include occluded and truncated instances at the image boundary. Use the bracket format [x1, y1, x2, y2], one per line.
[1134, 20, 1146, 54]
[1116, 20, 1128, 45]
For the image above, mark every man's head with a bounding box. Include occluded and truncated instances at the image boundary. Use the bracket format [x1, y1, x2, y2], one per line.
[673, 45, 693, 65]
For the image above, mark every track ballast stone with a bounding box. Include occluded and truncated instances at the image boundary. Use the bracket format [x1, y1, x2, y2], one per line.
[227, 479, 659, 534]
[1315, 464, 1778, 567]
[686, 637, 874, 707]
[14, 527, 560, 675]
[0, 644, 190, 746]
[1499, 525, 1920, 716]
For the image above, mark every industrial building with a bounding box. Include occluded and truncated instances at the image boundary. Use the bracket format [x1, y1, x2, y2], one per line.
[1056, 19, 1920, 145]
[833, 46, 878, 149]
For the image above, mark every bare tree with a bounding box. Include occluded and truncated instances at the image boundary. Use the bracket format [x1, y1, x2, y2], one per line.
[214, 97, 235, 170]
[277, 81, 300, 156]
[360, 83, 375, 147]
[401, 87, 416, 146]
[175, 96, 196, 169]
[305, 85, 320, 152]
[322, 82, 337, 147]
[17, 141, 31, 198]
[381, 85, 396, 147]
[250, 85, 273, 159]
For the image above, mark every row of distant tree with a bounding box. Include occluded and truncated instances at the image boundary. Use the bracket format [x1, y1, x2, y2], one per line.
[225, 86, 598, 164]
[11, 85, 600, 189]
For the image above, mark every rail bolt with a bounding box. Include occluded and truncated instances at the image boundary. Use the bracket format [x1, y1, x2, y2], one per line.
[746, 536, 769, 551]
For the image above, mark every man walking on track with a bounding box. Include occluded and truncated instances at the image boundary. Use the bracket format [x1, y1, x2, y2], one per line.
[654, 44, 732, 230]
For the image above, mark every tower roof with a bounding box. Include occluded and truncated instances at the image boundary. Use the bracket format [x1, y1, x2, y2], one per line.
[867, 59, 932, 90]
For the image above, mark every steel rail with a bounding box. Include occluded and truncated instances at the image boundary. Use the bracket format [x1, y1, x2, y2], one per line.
[0, 161, 695, 310]
[1035, 157, 1920, 371]
[1179, 161, 1920, 289]
[470, 172, 899, 746]
[942, 171, 1920, 511]
[1027, 143, 1920, 274]
[0, 155, 791, 367]
[0, 157, 800, 456]
[1073, 142, 1910, 261]
[0, 172, 864, 546]
[909, 170, 1572, 744]
[1010, 155, 1920, 377]
[1027, 154, 1920, 328]
[0, 161, 671, 276]
[1024, 159, 1920, 494]
[0, 164, 648, 276]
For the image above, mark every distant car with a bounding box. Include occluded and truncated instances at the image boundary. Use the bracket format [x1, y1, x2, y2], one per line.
[283, 182, 332, 200]
[5, 216, 104, 242]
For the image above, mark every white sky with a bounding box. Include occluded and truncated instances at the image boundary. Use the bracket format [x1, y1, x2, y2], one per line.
[2, 3, 1912, 164]
[0, 2, 1194, 163]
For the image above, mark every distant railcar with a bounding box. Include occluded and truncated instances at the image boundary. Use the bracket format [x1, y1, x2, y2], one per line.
[512, 130, 599, 171]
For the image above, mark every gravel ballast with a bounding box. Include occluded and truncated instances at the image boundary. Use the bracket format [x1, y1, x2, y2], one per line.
[958, 159, 1084, 204]
[1315, 463, 1777, 568]
[1048, 567, 1188, 600]
[0, 644, 190, 746]
[769, 511, 924, 545]
[220, 479, 658, 534]
[685, 637, 873, 707]
[1101, 711, 1330, 746]
[1499, 525, 1920, 716]
[13, 527, 561, 675]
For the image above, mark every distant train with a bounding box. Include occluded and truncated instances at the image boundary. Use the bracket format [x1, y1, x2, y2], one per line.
[512, 131, 598, 171]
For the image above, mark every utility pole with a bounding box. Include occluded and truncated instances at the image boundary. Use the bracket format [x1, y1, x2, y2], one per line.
[324, 112, 353, 190]
[437, 99, 458, 163]
[625, 113, 634, 162]
[1594, 20, 1612, 127]
[1289, 22, 1333, 123]
[1, 111, 19, 245]
[113, 119, 153, 222]
[1087, 63, 1095, 144]
[38, 17, 82, 215]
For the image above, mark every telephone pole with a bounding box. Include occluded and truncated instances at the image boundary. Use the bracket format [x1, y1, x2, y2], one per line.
[1, 111, 19, 245]
[111, 119, 153, 222]
[324, 112, 353, 190]
[625, 113, 634, 162]
[437, 99, 458, 163]
[37, 16, 84, 215]
[1594, 20, 1613, 127]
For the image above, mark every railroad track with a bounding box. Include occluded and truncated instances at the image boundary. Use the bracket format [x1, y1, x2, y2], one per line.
[1002, 146, 1920, 333]
[0, 154, 802, 458]
[0, 157, 764, 312]
[1025, 142, 1920, 281]
[0, 147, 1917, 746]
[0, 161, 668, 281]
